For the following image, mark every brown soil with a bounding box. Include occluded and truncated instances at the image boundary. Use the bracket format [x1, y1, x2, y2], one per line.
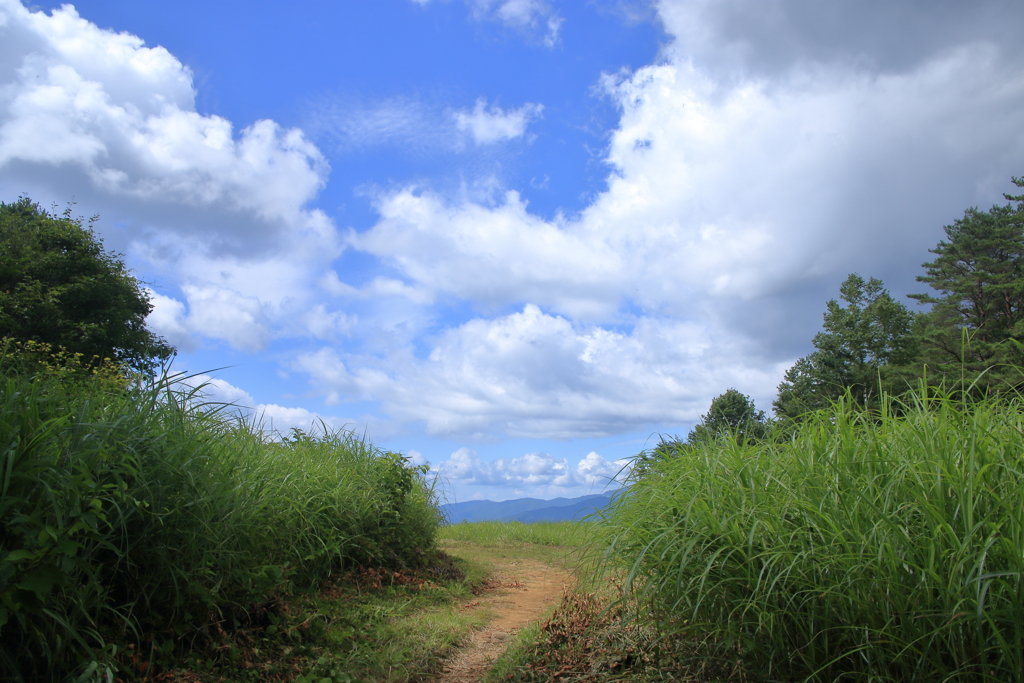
[436, 558, 571, 683]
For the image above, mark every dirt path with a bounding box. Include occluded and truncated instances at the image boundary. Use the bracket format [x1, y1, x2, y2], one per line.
[437, 558, 571, 683]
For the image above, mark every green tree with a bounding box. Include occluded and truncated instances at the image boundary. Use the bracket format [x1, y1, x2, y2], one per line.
[687, 388, 768, 445]
[908, 177, 1024, 391]
[0, 197, 173, 373]
[774, 273, 917, 419]
[631, 389, 768, 477]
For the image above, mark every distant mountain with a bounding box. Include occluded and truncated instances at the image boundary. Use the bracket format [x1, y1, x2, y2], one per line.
[440, 493, 613, 524]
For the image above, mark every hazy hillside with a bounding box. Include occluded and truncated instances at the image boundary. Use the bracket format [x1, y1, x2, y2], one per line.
[441, 493, 611, 524]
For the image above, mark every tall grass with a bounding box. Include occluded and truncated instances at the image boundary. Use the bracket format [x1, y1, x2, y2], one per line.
[600, 393, 1024, 682]
[0, 365, 441, 682]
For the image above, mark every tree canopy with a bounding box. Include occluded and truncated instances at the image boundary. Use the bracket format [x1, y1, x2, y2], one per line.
[908, 177, 1024, 390]
[774, 273, 918, 419]
[687, 388, 768, 445]
[0, 197, 173, 373]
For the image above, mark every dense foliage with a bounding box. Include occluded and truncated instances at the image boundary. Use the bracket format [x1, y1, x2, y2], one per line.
[774, 274, 918, 418]
[768, 176, 1024, 422]
[686, 388, 768, 445]
[0, 351, 441, 682]
[0, 197, 173, 374]
[910, 180, 1024, 389]
[602, 392, 1024, 682]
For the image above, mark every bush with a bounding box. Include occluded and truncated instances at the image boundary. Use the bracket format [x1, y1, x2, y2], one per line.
[0, 198, 173, 374]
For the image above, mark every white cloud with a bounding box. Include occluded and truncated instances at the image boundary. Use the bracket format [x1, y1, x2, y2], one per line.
[175, 374, 348, 436]
[354, 46, 1024, 329]
[576, 451, 628, 486]
[306, 95, 543, 155]
[178, 286, 272, 353]
[351, 190, 622, 319]
[0, 0, 343, 352]
[303, 304, 357, 341]
[469, 0, 563, 46]
[431, 447, 627, 489]
[0, 11, 327, 237]
[8, 0, 1024, 451]
[454, 98, 543, 145]
[411, 0, 562, 46]
[406, 449, 428, 466]
[323, 0, 1024, 438]
[146, 290, 195, 352]
[294, 304, 785, 438]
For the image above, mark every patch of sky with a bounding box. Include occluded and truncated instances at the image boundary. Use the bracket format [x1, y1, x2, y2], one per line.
[324, 247, 395, 290]
[46, 0, 664, 228]
[46, 0, 467, 128]
[419, 297, 480, 331]
[616, 296, 649, 319]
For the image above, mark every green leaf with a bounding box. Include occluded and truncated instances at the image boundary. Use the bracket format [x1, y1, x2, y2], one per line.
[17, 563, 64, 599]
[2, 549, 36, 563]
[58, 538, 82, 556]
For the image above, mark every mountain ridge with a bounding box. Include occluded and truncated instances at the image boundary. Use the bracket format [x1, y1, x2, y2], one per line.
[440, 493, 613, 524]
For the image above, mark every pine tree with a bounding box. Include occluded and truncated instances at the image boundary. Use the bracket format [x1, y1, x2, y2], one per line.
[774, 274, 917, 419]
[908, 176, 1024, 391]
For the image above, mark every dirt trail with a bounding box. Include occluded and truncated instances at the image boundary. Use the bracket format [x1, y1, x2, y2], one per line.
[437, 558, 570, 683]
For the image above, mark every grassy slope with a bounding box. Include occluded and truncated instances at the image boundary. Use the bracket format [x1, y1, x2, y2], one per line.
[490, 395, 1024, 683]
[20, 357, 1021, 682]
[0, 362, 444, 682]
[148, 555, 492, 683]
[172, 522, 589, 682]
[600, 396, 1024, 682]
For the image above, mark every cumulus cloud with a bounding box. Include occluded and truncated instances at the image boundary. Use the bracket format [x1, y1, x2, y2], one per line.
[454, 98, 543, 145]
[8, 0, 1024, 449]
[302, 304, 357, 341]
[339, 2, 1024, 423]
[351, 190, 621, 319]
[0, 3, 328, 247]
[432, 447, 627, 489]
[308, 0, 1024, 438]
[354, 47, 1024, 330]
[294, 304, 785, 438]
[406, 449, 428, 467]
[175, 374, 348, 436]
[655, 0, 1023, 81]
[146, 290, 195, 352]
[0, 0, 342, 352]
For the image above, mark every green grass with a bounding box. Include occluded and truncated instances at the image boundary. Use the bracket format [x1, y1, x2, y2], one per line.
[163, 555, 489, 683]
[0, 361, 442, 682]
[439, 520, 596, 573]
[439, 520, 590, 548]
[599, 393, 1024, 682]
[25, 337, 1024, 682]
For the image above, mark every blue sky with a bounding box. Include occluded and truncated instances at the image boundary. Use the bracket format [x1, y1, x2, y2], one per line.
[3, 0, 1024, 502]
